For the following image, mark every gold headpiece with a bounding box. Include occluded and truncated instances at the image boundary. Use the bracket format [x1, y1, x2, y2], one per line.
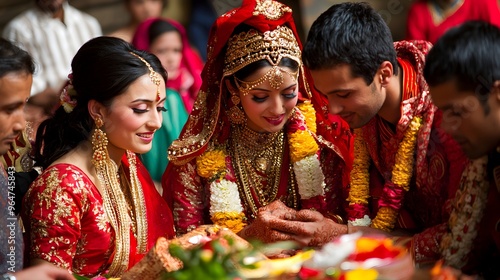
[223, 26, 302, 77]
[130, 52, 161, 101]
[234, 66, 299, 96]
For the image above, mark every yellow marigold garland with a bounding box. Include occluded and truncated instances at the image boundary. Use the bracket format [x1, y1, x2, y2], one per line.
[288, 130, 319, 163]
[297, 101, 317, 133]
[349, 116, 422, 231]
[211, 212, 247, 233]
[348, 129, 371, 205]
[196, 149, 226, 180]
[391, 117, 422, 189]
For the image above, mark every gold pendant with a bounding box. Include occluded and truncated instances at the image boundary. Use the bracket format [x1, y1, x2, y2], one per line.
[256, 157, 268, 172]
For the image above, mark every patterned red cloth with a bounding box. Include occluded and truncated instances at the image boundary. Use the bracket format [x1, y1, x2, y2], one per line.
[22, 154, 174, 277]
[459, 153, 500, 277]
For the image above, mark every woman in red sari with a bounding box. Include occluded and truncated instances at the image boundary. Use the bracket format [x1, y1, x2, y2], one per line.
[22, 37, 175, 277]
[162, 0, 353, 247]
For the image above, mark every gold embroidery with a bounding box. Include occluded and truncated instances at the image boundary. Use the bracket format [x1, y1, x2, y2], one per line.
[173, 162, 204, 234]
[253, 0, 292, 20]
[38, 169, 62, 209]
[168, 90, 213, 164]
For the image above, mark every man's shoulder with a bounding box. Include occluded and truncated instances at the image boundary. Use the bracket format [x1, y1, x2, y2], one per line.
[394, 40, 433, 57]
[3, 8, 39, 31]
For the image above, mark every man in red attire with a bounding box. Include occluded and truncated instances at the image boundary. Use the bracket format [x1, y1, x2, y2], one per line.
[302, 2, 468, 267]
[424, 20, 500, 278]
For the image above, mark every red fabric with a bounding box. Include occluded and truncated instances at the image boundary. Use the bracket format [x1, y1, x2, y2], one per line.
[132, 18, 204, 112]
[406, 0, 500, 44]
[121, 154, 175, 248]
[23, 155, 174, 277]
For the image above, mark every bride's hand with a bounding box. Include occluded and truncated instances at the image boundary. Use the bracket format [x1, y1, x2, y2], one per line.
[238, 200, 298, 243]
[265, 209, 348, 247]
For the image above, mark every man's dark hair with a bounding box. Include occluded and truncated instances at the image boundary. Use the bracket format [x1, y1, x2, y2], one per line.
[303, 2, 397, 85]
[0, 38, 35, 78]
[424, 20, 500, 110]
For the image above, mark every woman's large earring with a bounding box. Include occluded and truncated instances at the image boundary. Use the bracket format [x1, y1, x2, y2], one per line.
[227, 91, 246, 125]
[91, 117, 109, 168]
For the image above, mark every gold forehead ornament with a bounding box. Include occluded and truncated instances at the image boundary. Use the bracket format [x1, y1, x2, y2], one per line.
[224, 26, 302, 96]
[130, 52, 161, 101]
[234, 66, 299, 96]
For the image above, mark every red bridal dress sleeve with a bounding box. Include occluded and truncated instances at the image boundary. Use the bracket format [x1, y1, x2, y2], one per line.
[162, 160, 207, 235]
[22, 164, 114, 277]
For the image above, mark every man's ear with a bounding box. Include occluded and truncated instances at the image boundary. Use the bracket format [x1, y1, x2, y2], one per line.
[378, 61, 394, 87]
[493, 80, 500, 103]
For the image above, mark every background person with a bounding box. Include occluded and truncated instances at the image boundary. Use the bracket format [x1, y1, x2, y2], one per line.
[0, 37, 75, 280]
[424, 20, 500, 278]
[3, 0, 101, 126]
[108, 0, 165, 43]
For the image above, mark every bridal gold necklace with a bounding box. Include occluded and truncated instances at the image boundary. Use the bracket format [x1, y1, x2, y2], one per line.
[231, 124, 285, 214]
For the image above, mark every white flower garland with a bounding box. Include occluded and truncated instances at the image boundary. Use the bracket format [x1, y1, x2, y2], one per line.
[294, 154, 325, 199]
[348, 215, 372, 227]
[209, 180, 244, 215]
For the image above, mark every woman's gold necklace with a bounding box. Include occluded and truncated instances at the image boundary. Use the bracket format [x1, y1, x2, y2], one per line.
[231, 125, 285, 216]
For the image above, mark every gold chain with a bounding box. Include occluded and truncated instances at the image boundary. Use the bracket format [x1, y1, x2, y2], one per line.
[231, 125, 285, 217]
[93, 151, 147, 276]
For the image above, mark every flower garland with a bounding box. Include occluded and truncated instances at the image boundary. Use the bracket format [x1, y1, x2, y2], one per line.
[441, 156, 489, 268]
[347, 116, 422, 231]
[196, 101, 326, 233]
[60, 73, 77, 113]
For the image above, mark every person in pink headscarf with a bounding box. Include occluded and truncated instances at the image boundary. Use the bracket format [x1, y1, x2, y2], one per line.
[133, 18, 204, 113]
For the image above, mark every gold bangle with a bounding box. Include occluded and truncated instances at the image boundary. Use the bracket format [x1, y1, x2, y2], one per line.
[325, 212, 345, 224]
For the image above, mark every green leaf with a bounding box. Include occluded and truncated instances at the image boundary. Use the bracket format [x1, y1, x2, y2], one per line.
[73, 274, 90, 280]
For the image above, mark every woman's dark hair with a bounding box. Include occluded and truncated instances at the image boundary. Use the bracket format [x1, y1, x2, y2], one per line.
[0, 38, 35, 77]
[303, 2, 398, 85]
[34, 36, 167, 169]
[148, 20, 180, 45]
